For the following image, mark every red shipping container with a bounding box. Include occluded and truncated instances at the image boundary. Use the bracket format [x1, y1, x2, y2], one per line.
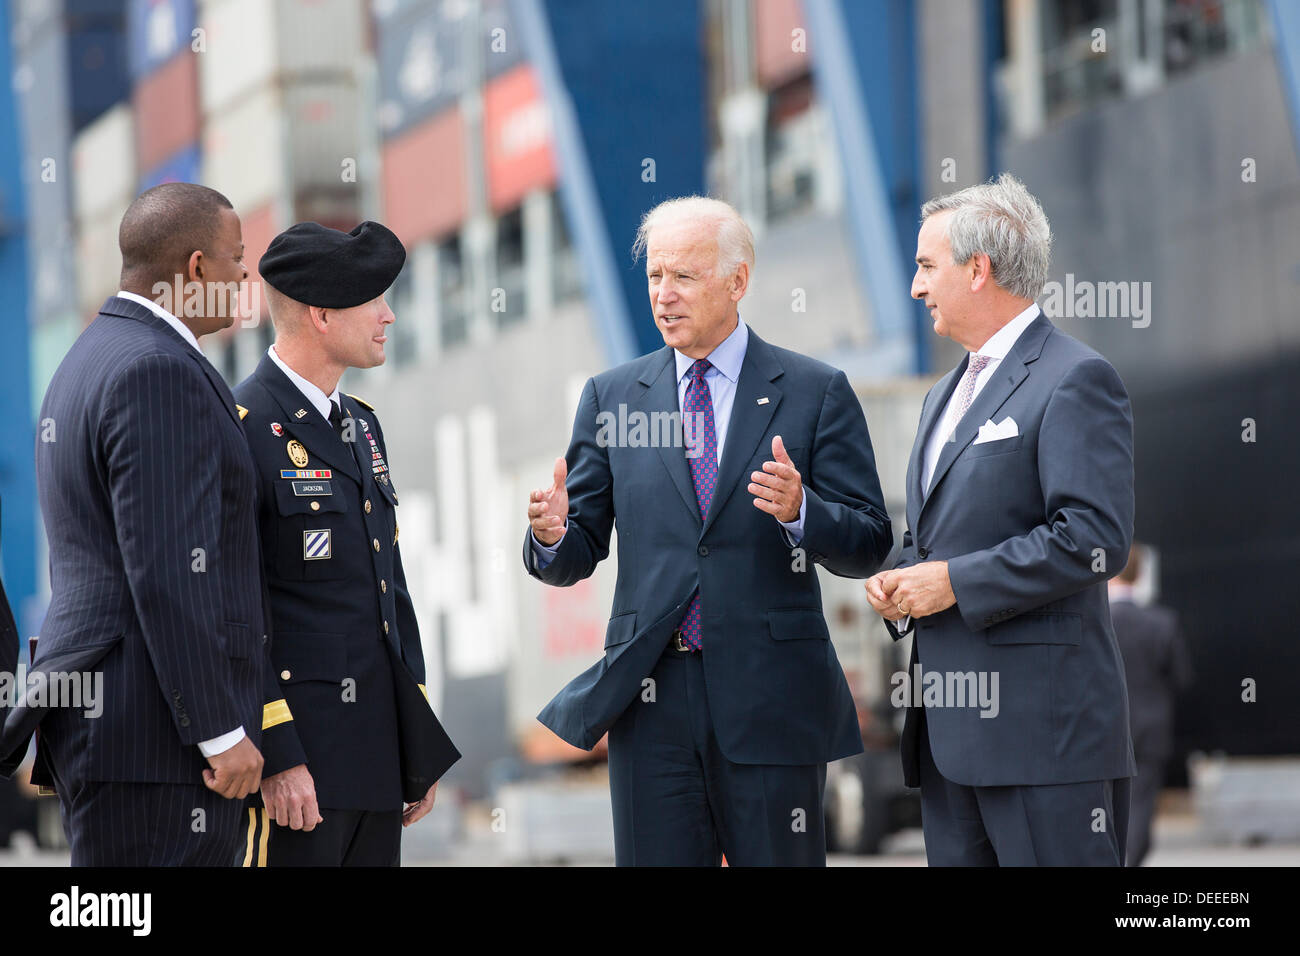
[483, 64, 556, 214]
[381, 108, 469, 248]
[133, 50, 201, 172]
[755, 0, 809, 89]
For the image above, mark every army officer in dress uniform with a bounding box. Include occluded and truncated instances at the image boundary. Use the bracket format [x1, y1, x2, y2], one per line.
[234, 221, 458, 866]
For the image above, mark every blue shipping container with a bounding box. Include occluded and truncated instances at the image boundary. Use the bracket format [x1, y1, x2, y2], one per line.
[128, 0, 197, 80]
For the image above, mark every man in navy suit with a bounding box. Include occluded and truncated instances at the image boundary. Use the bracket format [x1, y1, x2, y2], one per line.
[865, 174, 1136, 865]
[2, 183, 303, 865]
[524, 196, 892, 865]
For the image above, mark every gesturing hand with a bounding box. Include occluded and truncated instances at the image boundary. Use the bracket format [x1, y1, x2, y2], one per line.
[750, 435, 803, 523]
[528, 457, 569, 547]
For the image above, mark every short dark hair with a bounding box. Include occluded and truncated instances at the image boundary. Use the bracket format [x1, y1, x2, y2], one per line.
[119, 183, 235, 287]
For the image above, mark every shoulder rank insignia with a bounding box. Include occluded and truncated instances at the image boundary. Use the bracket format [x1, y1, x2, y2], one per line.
[347, 393, 375, 411]
[236, 404, 249, 421]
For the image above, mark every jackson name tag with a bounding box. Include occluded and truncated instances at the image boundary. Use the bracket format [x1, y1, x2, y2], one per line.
[292, 481, 333, 496]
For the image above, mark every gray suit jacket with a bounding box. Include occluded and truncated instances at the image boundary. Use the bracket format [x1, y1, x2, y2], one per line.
[891, 310, 1137, 788]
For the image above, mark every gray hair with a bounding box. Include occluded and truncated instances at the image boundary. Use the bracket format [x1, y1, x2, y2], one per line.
[632, 195, 755, 277]
[920, 173, 1051, 300]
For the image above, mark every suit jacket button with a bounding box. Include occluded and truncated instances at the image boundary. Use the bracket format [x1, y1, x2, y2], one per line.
[280, 669, 291, 680]
[179, 716, 190, 728]
[698, 545, 709, 556]
[918, 547, 929, 559]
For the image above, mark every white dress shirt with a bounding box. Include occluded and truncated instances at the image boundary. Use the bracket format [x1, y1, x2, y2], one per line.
[116, 291, 246, 758]
[267, 344, 342, 423]
[922, 303, 1040, 493]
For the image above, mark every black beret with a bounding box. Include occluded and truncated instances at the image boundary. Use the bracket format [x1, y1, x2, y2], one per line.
[259, 220, 406, 309]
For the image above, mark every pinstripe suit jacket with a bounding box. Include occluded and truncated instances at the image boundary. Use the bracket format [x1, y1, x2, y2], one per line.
[1, 295, 303, 784]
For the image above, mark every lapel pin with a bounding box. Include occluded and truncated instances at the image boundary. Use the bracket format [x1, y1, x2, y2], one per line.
[294, 408, 308, 419]
[270, 422, 283, 436]
[756, 397, 770, 405]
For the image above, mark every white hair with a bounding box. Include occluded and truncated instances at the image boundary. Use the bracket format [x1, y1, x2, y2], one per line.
[920, 173, 1052, 300]
[632, 195, 755, 277]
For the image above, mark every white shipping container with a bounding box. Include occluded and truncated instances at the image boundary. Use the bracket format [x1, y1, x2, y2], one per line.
[201, 84, 288, 213]
[198, 0, 365, 115]
[282, 79, 360, 193]
[76, 201, 130, 317]
[274, 0, 366, 78]
[197, 0, 276, 115]
[72, 105, 136, 222]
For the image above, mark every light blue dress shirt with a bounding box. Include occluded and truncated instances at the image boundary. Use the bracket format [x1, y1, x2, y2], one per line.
[532, 319, 806, 566]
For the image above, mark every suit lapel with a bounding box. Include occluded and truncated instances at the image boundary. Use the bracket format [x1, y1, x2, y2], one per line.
[920, 313, 1053, 514]
[253, 353, 362, 484]
[636, 349, 700, 522]
[101, 295, 243, 428]
[907, 364, 963, 530]
[700, 332, 782, 537]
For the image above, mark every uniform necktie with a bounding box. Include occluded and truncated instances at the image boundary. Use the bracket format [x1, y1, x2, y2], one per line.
[677, 359, 717, 651]
[329, 399, 345, 440]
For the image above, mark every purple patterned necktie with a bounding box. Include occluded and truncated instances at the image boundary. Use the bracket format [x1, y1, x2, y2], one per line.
[677, 359, 717, 651]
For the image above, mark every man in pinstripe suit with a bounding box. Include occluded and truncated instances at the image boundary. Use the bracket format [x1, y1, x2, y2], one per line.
[3, 183, 307, 865]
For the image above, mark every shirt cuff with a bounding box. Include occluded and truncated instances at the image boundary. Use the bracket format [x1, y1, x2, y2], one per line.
[777, 493, 807, 546]
[198, 726, 246, 758]
[530, 527, 563, 569]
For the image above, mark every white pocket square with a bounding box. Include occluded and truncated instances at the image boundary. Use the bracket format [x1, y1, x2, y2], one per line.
[973, 416, 1019, 445]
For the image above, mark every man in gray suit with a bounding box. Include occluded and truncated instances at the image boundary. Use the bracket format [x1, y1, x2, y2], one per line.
[865, 174, 1136, 866]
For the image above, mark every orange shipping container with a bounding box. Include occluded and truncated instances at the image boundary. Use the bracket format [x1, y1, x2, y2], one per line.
[483, 65, 556, 214]
[755, 0, 809, 88]
[133, 50, 201, 173]
[381, 108, 469, 249]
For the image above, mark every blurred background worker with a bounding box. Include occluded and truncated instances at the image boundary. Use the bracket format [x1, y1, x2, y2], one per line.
[1109, 544, 1192, 866]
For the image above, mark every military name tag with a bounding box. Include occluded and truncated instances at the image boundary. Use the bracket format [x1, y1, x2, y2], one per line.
[292, 481, 332, 496]
[303, 529, 331, 560]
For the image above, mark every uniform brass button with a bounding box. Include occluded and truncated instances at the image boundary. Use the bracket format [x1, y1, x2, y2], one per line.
[364, 499, 372, 514]
[280, 669, 291, 680]
[373, 538, 380, 551]
[381, 579, 387, 593]
[383, 621, 389, 634]
[310, 501, 320, 511]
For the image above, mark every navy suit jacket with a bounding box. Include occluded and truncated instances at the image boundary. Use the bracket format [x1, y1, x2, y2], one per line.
[1, 295, 297, 784]
[891, 311, 1137, 788]
[524, 329, 892, 765]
